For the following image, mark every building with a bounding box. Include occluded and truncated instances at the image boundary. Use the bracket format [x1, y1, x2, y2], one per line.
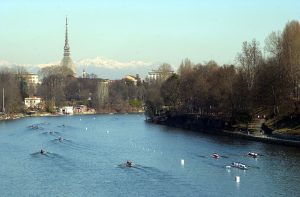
[124, 75, 138, 85]
[60, 17, 76, 76]
[24, 97, 42, 109]
[60, 106, 74, 115]
[23, 74, 39, 85]
[74, 105, 87, 113]
[20, 73, 40, 97]
[147, 69, 174, 83]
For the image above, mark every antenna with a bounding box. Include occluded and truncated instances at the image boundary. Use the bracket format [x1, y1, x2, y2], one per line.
[2, 88, 5, 113]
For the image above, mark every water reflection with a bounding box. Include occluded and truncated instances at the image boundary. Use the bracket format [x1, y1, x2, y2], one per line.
[0, 114, 299, 196]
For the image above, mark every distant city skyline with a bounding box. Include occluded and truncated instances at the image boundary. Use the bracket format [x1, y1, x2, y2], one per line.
[1, 0, 299, 74]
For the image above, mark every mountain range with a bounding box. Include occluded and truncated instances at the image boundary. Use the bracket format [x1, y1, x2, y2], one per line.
[0, 57, 162, 79]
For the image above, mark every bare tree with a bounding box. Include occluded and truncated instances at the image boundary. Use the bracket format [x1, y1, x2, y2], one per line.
[236, 39, 262, 90]
[281, 20, 300, 103]
[0, 68, 23, 113]
[264, 31, 282, 59]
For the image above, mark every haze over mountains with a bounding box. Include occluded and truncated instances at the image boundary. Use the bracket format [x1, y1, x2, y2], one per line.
[0, 57, 160, 79]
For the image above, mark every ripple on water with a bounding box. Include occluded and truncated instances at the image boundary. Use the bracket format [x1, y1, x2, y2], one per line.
[0, 114, 300, 197]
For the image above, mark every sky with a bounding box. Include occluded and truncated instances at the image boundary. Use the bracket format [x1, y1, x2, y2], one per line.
[0, 0, 299, 71]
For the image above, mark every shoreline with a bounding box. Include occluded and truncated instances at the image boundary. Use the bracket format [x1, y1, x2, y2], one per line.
[146, 115, 300, 147]
[0, 111, 145, 121]
[222, 130, 300, 147]
[3, 112, 299, 147]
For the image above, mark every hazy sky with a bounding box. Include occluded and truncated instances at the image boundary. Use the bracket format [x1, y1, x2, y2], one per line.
[0, 0, 299, 66]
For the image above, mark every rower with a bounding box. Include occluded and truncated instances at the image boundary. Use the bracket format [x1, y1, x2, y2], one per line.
[212, 153, 220, 159]
[126, 160, 133, 167]
[248, 152, 258, 158]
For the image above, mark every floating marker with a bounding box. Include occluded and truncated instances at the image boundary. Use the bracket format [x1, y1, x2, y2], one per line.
[181, 159, 185, 166]
[235, 176, 240, 183]
[106, 130, 109, 134]
[85, 127, 88, 131]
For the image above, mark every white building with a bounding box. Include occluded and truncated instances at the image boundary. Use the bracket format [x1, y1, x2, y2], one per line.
[24, 97, 42, 108]
[60, 106, 74, 115]
[23, 74, 39, 85]
[147, 69, 174, 82]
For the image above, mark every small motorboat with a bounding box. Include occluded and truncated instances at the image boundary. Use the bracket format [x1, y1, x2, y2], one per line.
[211, 153, 220, 159]
[248, 152, 258, 158]
[231, 162, 248, 170]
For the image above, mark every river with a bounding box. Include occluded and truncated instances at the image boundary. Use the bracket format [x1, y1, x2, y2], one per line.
[0, 114, 299, 196]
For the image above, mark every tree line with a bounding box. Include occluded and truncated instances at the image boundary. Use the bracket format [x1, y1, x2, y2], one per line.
[1, 20, 299, 119]
[0, 65, 144, 114]
[144, 20, 300, 123]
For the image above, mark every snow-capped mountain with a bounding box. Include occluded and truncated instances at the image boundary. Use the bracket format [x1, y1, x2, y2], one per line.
[0, 57, 159, 79]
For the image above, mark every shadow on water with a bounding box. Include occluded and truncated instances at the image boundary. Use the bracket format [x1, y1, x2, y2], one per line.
[30, 151, 63, 159]
[57, 124, 66, 128]
[196, 154, 229, 159]
[49, 137, 92, 151]
[117, 163, 178, 181]
[197, 155, 207, 158]
[30, 151, 76, 171]
[116, 162, 199, 194]
[41, 131, 61, 136]
[27, 124, 44, 131]
[27, 122, 50, 130]
[148, 122, 256, 147]
[50, 138, 72, 143]
[57, 124, 78, 130]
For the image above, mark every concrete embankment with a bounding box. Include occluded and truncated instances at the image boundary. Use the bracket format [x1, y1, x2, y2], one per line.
[222, 130, 300, 147]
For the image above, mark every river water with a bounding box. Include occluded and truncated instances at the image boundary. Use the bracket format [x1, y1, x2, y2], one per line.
[0, 114, 299, 196]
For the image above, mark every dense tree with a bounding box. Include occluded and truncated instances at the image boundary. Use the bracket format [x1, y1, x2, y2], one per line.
[160, 74, 180, 109]
[38, 66, 74, 109]
[144, 83, 163, 118]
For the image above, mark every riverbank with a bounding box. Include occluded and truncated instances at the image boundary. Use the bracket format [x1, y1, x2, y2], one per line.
[0, 110, 145, 121]
[0, 112, 61, 121]
[148, 114, 300, 147]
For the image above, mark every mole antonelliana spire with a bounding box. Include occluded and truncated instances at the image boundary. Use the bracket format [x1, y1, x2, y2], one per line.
[60, 17, 76, 76]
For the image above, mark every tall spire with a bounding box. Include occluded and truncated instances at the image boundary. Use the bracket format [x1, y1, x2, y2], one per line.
[60, 17, 76, 76]
[64, 17, 70, 56]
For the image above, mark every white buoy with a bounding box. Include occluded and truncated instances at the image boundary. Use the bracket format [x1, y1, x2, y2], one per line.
[235, 176, 240, 183]
[181, 159, 185, 166]
[85, 127, 88, 131]
[106, 130, 109, 134]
